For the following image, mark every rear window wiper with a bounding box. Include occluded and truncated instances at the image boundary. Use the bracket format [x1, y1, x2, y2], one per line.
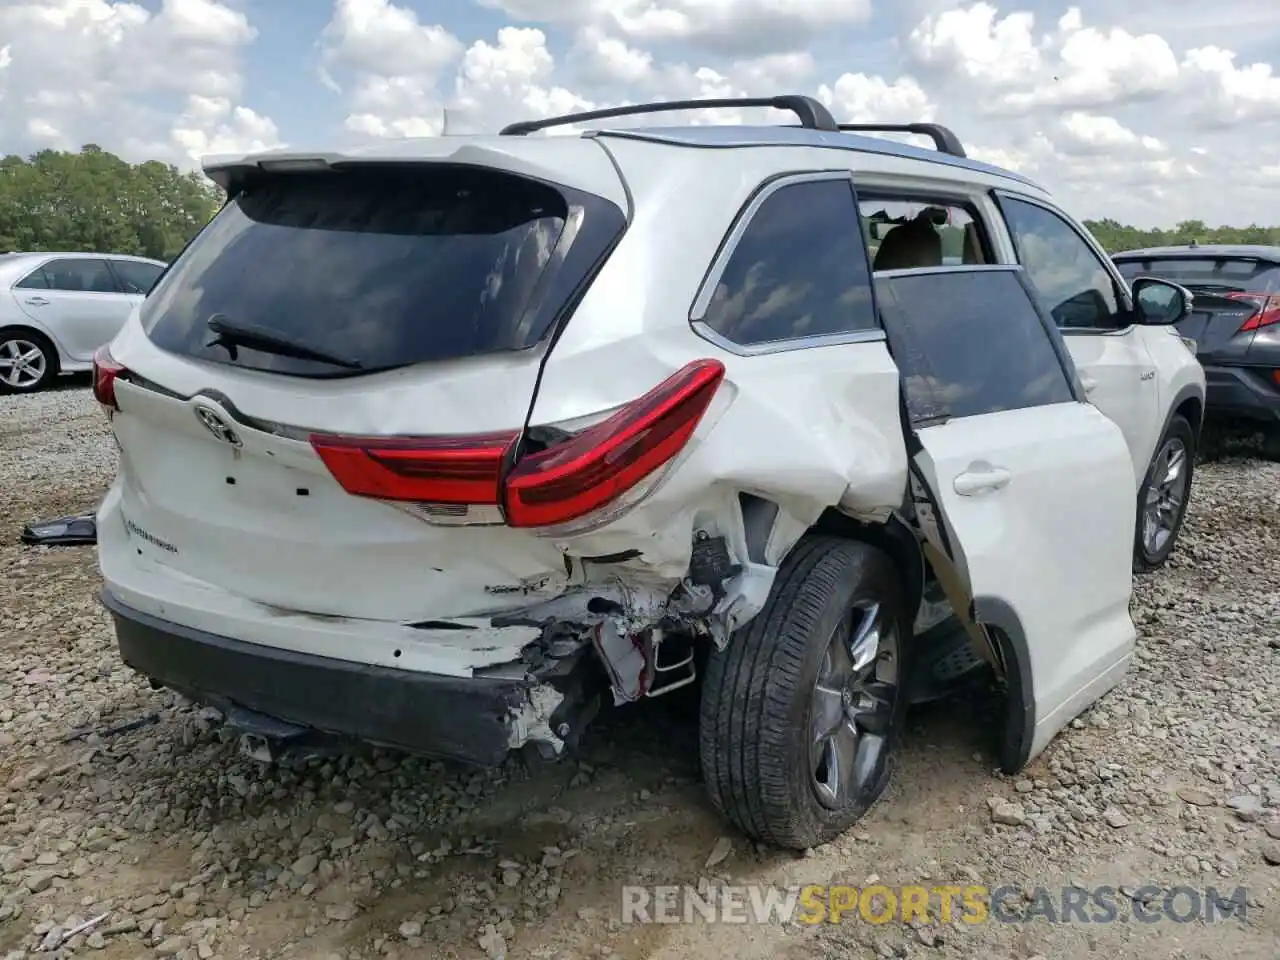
[205, 314, 362, 369]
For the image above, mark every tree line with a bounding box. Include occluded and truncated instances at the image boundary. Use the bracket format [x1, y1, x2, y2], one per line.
[0, 145, 1276, 260]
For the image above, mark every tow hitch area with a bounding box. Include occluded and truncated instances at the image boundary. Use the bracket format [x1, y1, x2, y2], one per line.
[225, 705, 345, 764]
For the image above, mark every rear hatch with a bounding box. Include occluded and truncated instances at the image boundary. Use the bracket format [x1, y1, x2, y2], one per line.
[98, 151, 629, 622]
[1114, 255, 1280, 361]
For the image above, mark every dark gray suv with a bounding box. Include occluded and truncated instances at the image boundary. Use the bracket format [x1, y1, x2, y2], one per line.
[1113, 244, 1280, 450]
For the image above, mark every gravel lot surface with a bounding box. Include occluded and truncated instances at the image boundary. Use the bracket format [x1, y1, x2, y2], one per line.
[1, 385, 1278, 960]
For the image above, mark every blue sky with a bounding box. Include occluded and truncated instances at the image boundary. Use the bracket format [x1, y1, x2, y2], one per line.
[1, 0, 1278, 225]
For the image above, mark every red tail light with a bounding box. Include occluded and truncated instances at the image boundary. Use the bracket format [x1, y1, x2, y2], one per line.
[309, 358, 726, 529]
[1226, 292, 1280, 332]
[503, 359, 725, 528]
[310, 431, 518, 504]
[92, 344, 127, 410]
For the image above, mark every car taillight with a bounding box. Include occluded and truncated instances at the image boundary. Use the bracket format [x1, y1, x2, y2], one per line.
[1226, 292, 1280, 332]
[309, 358, 726, 530]
[92, 345, 127, 410]
[503, 359, 725, 528]
[309, 430, 518, 504]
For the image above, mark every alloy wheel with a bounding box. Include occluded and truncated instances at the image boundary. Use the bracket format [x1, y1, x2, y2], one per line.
[809, 601, 899, 809]
[0, 338, 48, 389]
[1142, 437, 1190, 556]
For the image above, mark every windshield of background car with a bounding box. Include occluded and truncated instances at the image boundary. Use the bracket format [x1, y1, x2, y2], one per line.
[140, 165, 620, 377]
[1114, 257, 1280, 292]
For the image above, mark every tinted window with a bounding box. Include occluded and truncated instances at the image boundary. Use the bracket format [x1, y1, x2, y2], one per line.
[112, 259, 164, 295]
[142, 166, 624, 376]
[876, 268, 1076, 423]
[860, 198, 991, 270]
[1000, 197, 1125, 330]
[1114, 256, 1280, 293]
[15, 266, 48, 289]
[21, 258, 119, 293]
[699, 178, 877, 346]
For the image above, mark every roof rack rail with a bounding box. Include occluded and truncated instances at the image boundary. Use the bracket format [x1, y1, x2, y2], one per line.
[837, 123, 966, 158]
[500, 95, 839, 136]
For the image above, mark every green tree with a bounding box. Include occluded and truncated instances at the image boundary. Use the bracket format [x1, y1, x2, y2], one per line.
[0, 145, 222, 260]
[1084, 217, 1280, 253]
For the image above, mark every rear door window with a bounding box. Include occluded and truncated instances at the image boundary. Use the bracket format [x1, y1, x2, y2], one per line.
[19, 258, 120, 293]
[141, 166, 625, 376]
[695, 175, 878, 348]
[1114, 256, 1280, 293]
[875, 267, 1077, 424]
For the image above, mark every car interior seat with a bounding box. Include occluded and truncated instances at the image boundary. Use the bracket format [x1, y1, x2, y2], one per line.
[873, 214, 943, 271]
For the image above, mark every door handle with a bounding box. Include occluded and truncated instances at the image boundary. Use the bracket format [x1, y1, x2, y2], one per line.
[953, 463, 1012, 496]
[23, 296, 49, 306]
[1079, 373, 1097, 394]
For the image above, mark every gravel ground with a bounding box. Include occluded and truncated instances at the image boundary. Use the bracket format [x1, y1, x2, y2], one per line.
[1, 384, 1278, 960]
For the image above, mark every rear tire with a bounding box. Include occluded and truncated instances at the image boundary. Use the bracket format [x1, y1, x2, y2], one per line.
[1133, 415, 1195, 573]
[698, 535, 909, 850]
[0, 327, 59, 394]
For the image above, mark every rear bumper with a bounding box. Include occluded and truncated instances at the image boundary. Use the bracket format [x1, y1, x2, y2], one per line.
[1203, 364, 1280, 425]
[102, 588, 532, 766]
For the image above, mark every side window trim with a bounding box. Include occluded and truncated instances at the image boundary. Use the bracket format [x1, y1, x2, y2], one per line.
[688, 169, 886, 357]
[991, 189, 1135, 333]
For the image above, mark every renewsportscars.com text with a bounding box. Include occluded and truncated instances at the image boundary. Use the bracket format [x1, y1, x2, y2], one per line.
[620, 884, 1249, 926]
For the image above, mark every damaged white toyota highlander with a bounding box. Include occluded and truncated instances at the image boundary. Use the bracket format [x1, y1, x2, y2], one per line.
[93, 96, 1206, 850]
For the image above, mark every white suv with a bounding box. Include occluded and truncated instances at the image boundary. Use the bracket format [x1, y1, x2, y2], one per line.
[92, 96, 1205, 850]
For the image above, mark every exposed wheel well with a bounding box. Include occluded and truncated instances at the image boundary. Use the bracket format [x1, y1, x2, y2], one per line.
[1174, 395, 1203, 437]
[811, 508, 925, 631]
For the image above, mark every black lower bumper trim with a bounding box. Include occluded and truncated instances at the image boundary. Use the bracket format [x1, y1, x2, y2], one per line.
[101, 589, 530, 766]
[1204, 364, 1280, 425]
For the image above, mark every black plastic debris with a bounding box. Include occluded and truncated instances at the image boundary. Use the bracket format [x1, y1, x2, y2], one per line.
[20, 513, 97, 546]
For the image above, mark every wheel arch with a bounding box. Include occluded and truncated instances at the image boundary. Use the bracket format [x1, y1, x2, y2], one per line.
[810, 508, 925, 632]
[1163, 382, 1205, 445]
[971, 595, 1036, 775]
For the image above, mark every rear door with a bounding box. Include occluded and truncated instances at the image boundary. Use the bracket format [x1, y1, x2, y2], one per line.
[103, 160, 628, 622]
[994, 193, 1161, 484]
[15, 257, 132, 361]
[1112, 255, 1280, 362]
[875, 265, 1137, 766]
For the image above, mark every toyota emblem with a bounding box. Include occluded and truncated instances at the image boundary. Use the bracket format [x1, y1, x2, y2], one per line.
[194, 405, 242, 446]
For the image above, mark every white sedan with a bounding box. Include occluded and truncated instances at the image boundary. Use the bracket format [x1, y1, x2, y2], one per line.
[0, 251, 166, 393]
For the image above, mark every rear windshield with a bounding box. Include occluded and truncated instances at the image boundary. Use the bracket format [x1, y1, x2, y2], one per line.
[141, 165, 623, 376]
[1114, 256, 1280, 293]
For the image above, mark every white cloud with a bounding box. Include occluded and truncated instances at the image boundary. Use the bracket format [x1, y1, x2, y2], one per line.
[479, 0, 873, 55]
[2, 0, 1279, 226]
[0, 0, 278, 166]
[1058, 112, 1165, 155]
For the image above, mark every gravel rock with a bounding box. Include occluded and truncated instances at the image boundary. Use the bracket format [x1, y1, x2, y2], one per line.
[1, 388, 1277, 960]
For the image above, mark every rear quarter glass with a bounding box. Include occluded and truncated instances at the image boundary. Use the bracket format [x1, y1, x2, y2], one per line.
[140, 165, 626, 377]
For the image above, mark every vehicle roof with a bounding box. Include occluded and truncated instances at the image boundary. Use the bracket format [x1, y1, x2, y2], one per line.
[0, 251, 165, 264]
[1113, 244, 1280, 261]
[203, 123, 1045, 196]
[587, 125, 1043, 189]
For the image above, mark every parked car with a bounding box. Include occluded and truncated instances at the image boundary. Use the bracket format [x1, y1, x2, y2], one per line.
[1112, 244, 1280, 454]
[0, 251, 167, 394]
[91, 96, 1204, 851]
